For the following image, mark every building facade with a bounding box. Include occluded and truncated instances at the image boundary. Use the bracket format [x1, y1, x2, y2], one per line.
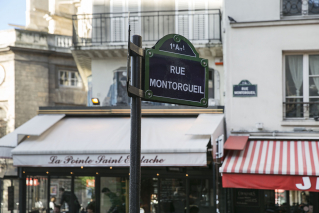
[0, 1, 87, 212]
[0, 1, 226, 213]
[221, 0, 319, 212]
[72, 0, 224, 107]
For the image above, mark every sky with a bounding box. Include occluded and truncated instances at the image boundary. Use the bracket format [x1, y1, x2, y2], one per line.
[0, 0, 26, 31]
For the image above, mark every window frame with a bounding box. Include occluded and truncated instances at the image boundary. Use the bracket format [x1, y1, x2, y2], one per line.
[283, 52, 319, 119]
[58, 70, 83, 88]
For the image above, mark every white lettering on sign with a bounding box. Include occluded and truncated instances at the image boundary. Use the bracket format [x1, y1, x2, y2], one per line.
[170, 66, 185, 75]
[150, 78, 204, 94]
[241, 87, 248, 90]
[296, 177, 311, 190]
[170, 43, 185, 51]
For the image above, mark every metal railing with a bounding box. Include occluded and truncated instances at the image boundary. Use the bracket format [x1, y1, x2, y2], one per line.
[283, 101, 319, 119]
[72, 9, 221, 47]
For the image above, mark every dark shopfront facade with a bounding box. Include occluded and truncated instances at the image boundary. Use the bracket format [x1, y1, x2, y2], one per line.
[221, 138, 319, 213]
[0, 107, 225, 213]
[19, 166, 217, 213]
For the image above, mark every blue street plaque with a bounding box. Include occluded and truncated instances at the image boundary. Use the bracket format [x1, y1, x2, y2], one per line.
[233, 80, 257, 97]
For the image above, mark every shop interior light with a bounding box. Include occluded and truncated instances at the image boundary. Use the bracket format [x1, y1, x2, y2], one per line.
[110, 167, 112, 169]
[46, 171, 49, 174]
[186, 174, 188, 177]
[27, 136, 30, 138]
[70, 172, 73, 174]
[157, 173, 159, 176]
[129, 173, 130, 175]
[96, 172, 99, 175]
[23, 171, 25, 174]
[91, 98, 100, 105]
[81, 166, 83, 169]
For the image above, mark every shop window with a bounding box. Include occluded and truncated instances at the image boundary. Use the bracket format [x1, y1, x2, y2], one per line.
[50, 176, 71, 212]
[188, 179, 212, 213]
[263, 189, 315, 212]
[100, 177, 129, 213]
[26, 176, 48, 213]
[0, 179, 19, 213]
[59, 70, 82, 88]
[289, 190, 314, 212]
[284, 54, 319, 119]
[160, 178, 186, 213]
[141, 178, 158, 213]
[74, 176, 95, 212]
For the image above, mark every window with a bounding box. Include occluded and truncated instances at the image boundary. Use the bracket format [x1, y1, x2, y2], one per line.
[285, 54, 319, 118]
[59, 71, 82, 88]
[282, 0, 319, 17]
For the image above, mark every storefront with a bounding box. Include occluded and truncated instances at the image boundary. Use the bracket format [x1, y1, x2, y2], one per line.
[0, 109, 224, 213]
[0, 121, 25, 213]
[220, 137, 319, 213]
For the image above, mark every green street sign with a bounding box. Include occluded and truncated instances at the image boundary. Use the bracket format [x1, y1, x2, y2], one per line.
[143, 34, 209, 107]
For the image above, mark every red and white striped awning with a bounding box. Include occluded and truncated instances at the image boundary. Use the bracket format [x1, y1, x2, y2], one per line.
[220, 140, 319, 192]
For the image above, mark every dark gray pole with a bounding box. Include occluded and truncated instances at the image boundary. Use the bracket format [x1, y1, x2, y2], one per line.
[129, 35, 142, 213]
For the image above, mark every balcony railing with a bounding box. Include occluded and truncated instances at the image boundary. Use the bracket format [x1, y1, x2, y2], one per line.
[283, 102, 319, 119]
[72, 9, 221, 47]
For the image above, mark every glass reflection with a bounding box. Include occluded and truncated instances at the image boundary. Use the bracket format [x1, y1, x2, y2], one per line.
[160, 178, 186, 213]
[100, 177, 128, 213]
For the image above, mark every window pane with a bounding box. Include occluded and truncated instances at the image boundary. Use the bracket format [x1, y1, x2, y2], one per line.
[309, 77, 319, 96]
[50, 176, 71, 213]
[289, 191, 314, 212]
[285, 98, 304, 118]
[75, 176, 95, 213]
[309, 0, 319, 15]
[141, 178, 158, 213]
[26, 176, 48, 213]
[160, 178, 186, 213]
[286, 55, 303, 97]
[100, 177, 128, 213]
[282, 0, 302, 16]
[309, 98, 319, 117]
[189, 179, 212, 213]
[309, 55, 319, 97]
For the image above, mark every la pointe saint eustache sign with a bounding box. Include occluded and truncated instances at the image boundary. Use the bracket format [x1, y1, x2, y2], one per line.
[143, 34, 209, 107]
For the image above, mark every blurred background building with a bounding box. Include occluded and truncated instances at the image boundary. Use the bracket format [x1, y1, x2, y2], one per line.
[0, 1, 224, 213]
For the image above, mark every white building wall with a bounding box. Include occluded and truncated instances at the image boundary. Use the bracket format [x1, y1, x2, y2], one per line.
[224, 0, 319, 136]
[225, 0, 280, 22]
[91, 58, 127, 102]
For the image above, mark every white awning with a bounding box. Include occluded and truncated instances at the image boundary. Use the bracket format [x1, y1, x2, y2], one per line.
[0, 114, 65, 158]
[11, 115, 224, 167]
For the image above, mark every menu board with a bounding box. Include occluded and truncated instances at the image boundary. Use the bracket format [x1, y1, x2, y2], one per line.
[234, 189, 259, 207]
[8, 186, 14, 211]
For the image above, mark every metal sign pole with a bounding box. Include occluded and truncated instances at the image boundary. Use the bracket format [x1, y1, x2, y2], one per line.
[129, 35, 142, 213]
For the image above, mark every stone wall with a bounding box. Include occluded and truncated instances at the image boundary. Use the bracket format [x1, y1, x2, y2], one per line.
[14, 50, 87, 128]
[14, 51, 50, 127]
